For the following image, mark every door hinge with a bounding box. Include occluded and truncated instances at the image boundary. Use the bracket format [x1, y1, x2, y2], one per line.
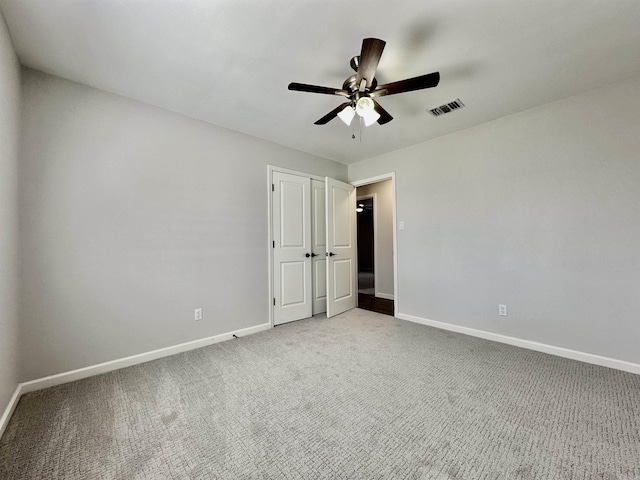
[272, 240, 275, 248]
[273, 298, 276, 306]
[272, 183, 275, 192]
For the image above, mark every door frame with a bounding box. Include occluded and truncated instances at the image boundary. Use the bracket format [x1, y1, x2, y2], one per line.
[350, 172, 398, 317]
[267, 165, 327, 328]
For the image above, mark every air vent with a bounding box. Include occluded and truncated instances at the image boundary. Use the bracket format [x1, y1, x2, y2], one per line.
[429, 98, 465, 116]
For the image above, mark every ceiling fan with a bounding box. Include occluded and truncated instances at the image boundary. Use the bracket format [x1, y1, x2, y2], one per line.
[288, 38, 440, 127]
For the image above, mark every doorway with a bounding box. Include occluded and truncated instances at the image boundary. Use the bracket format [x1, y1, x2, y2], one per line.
[356, 197, 375, 295]
[355, 178, 395, 316]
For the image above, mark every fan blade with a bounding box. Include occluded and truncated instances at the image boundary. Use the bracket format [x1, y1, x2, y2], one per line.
[314, 102, 351, 125]
[371, 72, 440, 97]
[288, 82, 349, 97]
[372, 100, 393, 125]
[356, 38, 386, 89]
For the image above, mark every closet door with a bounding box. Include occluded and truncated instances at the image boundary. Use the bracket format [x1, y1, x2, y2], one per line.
[273, 172, 312, 325]
[325, 177, 357, 317]
[311, 180, 327, 314]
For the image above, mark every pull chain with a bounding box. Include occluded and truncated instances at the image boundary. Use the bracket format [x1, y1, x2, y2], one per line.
[350, 116, 363, 142]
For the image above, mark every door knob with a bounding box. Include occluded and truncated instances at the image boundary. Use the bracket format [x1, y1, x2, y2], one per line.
[328, 252, 336, 257]
[305, 253, 311, 258]
[311, 253, 318, 257]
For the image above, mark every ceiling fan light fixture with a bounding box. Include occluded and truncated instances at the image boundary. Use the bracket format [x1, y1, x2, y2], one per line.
[356, 96, 374, 115]
[355, 96, 380, 126]
[363, 110, 380, 126]
[337, 105, 356, 126]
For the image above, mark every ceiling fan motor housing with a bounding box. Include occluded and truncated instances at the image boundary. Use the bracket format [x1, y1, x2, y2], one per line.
[343, 74, 377, 96]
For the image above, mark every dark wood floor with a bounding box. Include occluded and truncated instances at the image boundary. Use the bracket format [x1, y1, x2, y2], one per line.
[358, 293, 394, 316]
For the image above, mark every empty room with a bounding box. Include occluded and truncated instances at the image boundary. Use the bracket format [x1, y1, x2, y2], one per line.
[1, 0, 639, 478]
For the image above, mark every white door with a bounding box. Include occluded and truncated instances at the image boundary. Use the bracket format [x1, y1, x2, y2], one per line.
[273, 172, 312, 325]
[325, 177, 357, 317]
[311, 180, 327, 314]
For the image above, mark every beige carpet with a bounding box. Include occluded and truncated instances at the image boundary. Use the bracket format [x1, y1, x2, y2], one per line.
[1, 309, 639, 479]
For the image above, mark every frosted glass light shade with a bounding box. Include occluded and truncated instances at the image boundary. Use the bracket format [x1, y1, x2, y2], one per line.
[356, 97, 380, 126]
[356, 97, 374, 115]
[363, 110, 380, 126]
[337, 106, 356, 126]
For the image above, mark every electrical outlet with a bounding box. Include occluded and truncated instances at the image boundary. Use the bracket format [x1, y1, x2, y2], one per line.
[498, 304, 508, 317]
[399, 221, 405, 230]
[195, 308, 203, 321]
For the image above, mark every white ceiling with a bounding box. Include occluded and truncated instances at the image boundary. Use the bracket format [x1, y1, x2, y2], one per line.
[2, 0, 640, 164]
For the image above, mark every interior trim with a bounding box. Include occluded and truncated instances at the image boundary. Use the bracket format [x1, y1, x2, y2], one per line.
[375, 293, 394, 300]
[0, 322, 270, 439]
[397, 312, 640, 375]
[0, 385, 22, 440]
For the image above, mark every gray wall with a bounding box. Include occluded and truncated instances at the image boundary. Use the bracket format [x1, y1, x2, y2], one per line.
[349, 76, 640, 365]
[19, 70, 346, 381]
[0, 12, 20, 412]
[356, 180, 394, 299]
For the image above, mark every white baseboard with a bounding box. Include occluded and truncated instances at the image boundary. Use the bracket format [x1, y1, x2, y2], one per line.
[396, 313, 640, 375]
[0, 322, 271, 439]
[20, 322, 271, 394]
[0, 384, 22, 440]
[375, 292, 394, 300]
